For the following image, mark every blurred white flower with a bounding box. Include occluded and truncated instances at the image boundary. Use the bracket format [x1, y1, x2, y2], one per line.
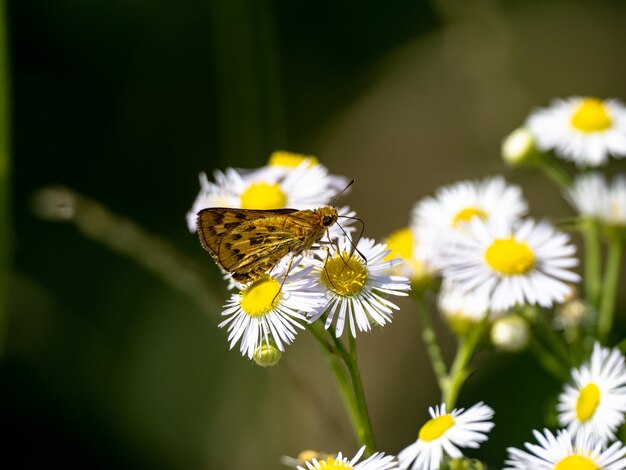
[527, 96, 626, 166]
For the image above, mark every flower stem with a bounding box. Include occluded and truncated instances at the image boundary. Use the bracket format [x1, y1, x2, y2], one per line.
[581, 219, 602, 310]
[538, 155, 572, 190]
[442, 315, 488, 409]
[414, 294, 448, 390]
[598, 238, 623, 342]
[527, 336, 570, 382]
[307, 322, 377, 454]
[31, 186, 223, 315]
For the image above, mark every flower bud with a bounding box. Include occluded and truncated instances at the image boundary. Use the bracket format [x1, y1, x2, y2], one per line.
[253, 342, 282, 367]
[490, 314, 528, 352]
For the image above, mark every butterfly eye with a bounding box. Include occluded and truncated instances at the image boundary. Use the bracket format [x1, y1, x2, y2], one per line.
[322, 215, 334, 226]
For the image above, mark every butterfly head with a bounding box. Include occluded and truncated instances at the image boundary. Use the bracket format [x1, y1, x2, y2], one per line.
[315, 206, 338, 228]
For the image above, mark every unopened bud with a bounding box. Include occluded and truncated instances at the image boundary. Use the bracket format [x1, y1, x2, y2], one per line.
[253, 342, 282, 367]
[490, 314, 528, 352]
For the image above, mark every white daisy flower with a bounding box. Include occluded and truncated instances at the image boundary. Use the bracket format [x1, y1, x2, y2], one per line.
[437, 280, 489, 336]
[308, 236, 411, 337]
[437, 218, 580, 311]
[186, 169, 241, 231]
[526, 96, 626, 166]
[261, 150, 351, 193]
[186, 161, 341, 232]
[384, 227, 436, 284]
[557, 342, 626, 443]
[297, 446, 398, 470]
[219, 266, 326, 358]
[411, 176, 527, 261]
[505, 428, 626, 469]
[567, 173, 626, 226]
[398, 402, 495, 470]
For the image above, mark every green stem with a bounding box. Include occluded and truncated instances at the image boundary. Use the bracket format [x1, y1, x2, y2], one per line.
[581, 219, 602, 311]
[527, 336, 570, 382]
[414, 294, 448, 390]
[538, 155, 572, 190]
[0, 0, 11, 357]
[307, 322, 359, 430]
[346, 334, 377, 454]
[307, 323, 376, 453]
[32, 187, 223, 315]
[443, 315, 488, 409]
[598, 238, 623, 342]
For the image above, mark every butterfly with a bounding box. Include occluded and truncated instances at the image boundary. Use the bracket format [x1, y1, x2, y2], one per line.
[196, 206, 338, 284]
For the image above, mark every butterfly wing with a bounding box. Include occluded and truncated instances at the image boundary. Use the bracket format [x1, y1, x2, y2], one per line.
[196, 208, 304, 283]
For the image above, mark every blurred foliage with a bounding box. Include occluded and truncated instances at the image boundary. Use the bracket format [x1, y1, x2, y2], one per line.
[2, 0, 626, 468]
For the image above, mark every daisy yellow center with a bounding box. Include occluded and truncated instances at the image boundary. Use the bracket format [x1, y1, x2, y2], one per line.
[319, 457, 352, 469]
[452, 207, 487, 227]
[240, 277, 281, 316]
[570, 98, 612, 132]
[240, 182, 287, 209]
[485, 238, 535, 275]
[268, 150, 318, 168]
[576, 383, 601, 422]
[385, 228, 413, 261]
[322, 253, 368, 296]
[554, 455, 598, 470]
[418, 414, 455, 442]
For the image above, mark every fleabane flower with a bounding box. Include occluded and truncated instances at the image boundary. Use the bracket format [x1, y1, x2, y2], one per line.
[186, 161, 342, 232]
[398, 402, 495, 470]
[308, 236, 411, 337]
[260, 150, 351, 192]
[297, 446, 398, 470]
[219, 266, 326, 358]
[557, 342, 626, 443]
[384, 227, 436, 285]
[437, 218, 580, 311]
[567, 173, 626, 226]
[411, 176, 527, 261]
[505, 428, 626, 469]
[527, 96, 626, 166]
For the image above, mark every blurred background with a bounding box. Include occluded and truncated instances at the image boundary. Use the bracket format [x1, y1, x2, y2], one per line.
[2, 0, 626, 468]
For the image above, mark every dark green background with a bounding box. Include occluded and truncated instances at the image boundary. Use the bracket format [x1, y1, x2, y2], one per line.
[3, 0, 626, 468]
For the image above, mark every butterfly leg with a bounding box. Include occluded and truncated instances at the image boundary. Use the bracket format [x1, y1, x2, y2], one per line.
[272, 254, 296, 304]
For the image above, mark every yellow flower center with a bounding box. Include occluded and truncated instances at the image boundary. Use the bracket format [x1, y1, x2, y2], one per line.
[240, 182, 287, 209]
[240, 276, 281, 316]
[418, 414, 455, 441]
[485, 238, 535, 275]
[452, 207, 488, 227]
[554, 455, 599, 470]
[319, 457, 351, 469]
[570, 98, 612, 133]
[385, 228, 414, 261]
[268, 150, 318, 168]
[576, 383, 601, 422]
[322, 252, 368, 297]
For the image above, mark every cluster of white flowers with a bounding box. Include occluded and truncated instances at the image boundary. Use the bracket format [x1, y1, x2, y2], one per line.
[188, 95, 626, 469]
[506, 343, 626, 469]
[188, 151, 410, 359]
[406, 175, 580, 328]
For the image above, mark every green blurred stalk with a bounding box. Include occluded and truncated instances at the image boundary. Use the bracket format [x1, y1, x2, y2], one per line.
[598, 238, 623, 342]
[210, 0, 286, 166]
[0, 0, 12, 356]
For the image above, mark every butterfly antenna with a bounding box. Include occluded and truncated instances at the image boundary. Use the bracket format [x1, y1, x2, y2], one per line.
[329, 179, 355, 206]
[336, 217, 367, 264]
